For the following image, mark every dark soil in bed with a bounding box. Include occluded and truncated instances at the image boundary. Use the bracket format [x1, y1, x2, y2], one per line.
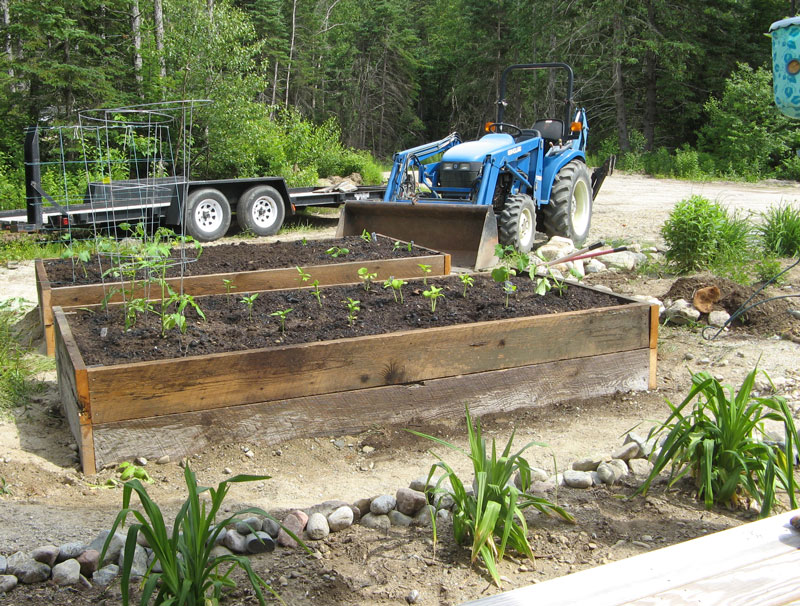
[43, 236, 431, 286]
[68, 275, 631, 366]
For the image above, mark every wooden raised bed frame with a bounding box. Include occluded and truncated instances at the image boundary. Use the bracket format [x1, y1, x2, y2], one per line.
[36, 238, 450, 356]
[54, 288, 659, 474]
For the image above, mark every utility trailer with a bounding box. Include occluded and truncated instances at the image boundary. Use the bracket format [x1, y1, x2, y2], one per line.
[0, 126, 385, 241]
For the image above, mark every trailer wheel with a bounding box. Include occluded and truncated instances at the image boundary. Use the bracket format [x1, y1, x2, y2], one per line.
[499, 193, 536, 253]
[236, 185, 285, 236]
[185, 188, 231, 242]
[543, 160, 592, 246]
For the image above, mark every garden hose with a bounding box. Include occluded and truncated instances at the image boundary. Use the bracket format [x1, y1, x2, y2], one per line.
[701, 256, 800, 340]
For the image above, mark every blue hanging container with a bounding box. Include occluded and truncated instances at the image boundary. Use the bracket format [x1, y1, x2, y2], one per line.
[770, 16, 800, 118]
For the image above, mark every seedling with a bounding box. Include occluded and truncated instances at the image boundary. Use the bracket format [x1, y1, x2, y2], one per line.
[270, 308, 293, 334]
[118, 461, 153, 483]
[383, 277, 407, 303]
[423, 285, 445, 312]
[310, 279, 322, 306]
[502, 280, 517, 307]
[345, 298, 360, 326]
[162, 312, 187, 334]
[360, 229, 376, 243]
[418, 263, 432, 285]
[240, 293, 259, 321]
[124, 297, 152, 330]
[222, 279, 236, 302]
[296, 266, 311, 284]
[0, 477, 11, 496]
[491, 265, 515, 284]
[392, 240, 403, 252]
[325, 246, 350, 258]
[357, 267, 378, 291]
[301, 236, 308, 246]
[459, 274, 474, 298]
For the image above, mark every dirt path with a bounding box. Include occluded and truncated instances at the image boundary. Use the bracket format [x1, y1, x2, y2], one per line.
[0, 173, 799, 605]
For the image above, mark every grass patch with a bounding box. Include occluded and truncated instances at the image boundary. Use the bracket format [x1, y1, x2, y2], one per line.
[0, 298, 52, 411]
[0, 233, 65, 263]
[759, 203, 800, 257]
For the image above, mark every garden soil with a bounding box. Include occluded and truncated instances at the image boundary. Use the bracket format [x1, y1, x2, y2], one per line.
[1, 173, 800, 605]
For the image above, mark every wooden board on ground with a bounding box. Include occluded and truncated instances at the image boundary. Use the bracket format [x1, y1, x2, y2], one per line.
[461, 508, 800, 606]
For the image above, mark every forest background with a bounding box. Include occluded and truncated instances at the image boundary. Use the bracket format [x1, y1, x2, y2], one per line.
[0, 0, 799, 208]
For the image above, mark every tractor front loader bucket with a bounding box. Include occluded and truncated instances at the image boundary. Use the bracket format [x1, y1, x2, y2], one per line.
[336, 201, 499, 270]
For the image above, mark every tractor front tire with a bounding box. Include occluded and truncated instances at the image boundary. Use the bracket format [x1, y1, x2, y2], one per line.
[543, 160, 592, 246]
[184, 188, 231, 242]
[236, 185, 286, 236]
[499, 193, 536, 253]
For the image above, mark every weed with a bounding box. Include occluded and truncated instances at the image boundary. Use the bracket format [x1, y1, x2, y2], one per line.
[102, 465, 304, 606]
[459, 274, 475, 298]
[270, 308, 293, 334]
[241, 293, 259, 321]
[357, 267, 377, 291]
[0, 299, 51, 410]
[406, 406, 574, 588]
[759, 203, 800, 257]
[0, 477, 11, 496]
[423, 285, 445, 312]
[118, 461, 153, 483]
[635, 366, 798, 517]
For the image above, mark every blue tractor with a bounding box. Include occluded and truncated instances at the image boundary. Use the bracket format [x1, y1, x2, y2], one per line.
[338, 63, 614, 268]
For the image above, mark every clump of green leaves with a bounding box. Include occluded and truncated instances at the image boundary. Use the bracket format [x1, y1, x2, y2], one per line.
[325, 246, 349, 258]
[383, 277, 407, 303]
[270, 308, 293, 334]
[406, 406, 574, 588]
[360, 229, 375, 243]
[357, 267, 377, 291]
[423, 285, 445, 312]
[310, 280, 322, 306]
[102, 465, 303, 606]
[118, 461, 153, 483]
[491, 265, 517, 306]
[459, 274, 474, 298]
[0, 477, 12, 496]
[759, 203, 800, 257]
[661, 195, 754, 274]
[344, 298, 360, 326]
[240, 293, 259, 321]
[0, 298, 51, 410]
[636, 366, 798, 518]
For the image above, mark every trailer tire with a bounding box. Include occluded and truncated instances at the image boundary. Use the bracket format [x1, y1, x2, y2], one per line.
[499, 193, 536, 253]
[236, 185, 286, 236]
[543, 160, 592, 246]
[185, 188, 231, 242]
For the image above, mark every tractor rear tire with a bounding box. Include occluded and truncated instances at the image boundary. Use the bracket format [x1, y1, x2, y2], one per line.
[499, 193, 536, 253]
[236, 185, 286, 236]
[184, 188, 231, 242]
[543, 160, 592, 246]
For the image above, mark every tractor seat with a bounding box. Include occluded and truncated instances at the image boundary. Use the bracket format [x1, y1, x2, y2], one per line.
[515, 129, 541, 143]
[532, 119, 564, 145]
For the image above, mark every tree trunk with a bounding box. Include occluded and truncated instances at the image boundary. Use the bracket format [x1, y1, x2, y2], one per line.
[643, 0, 656, 150]
[154, 0, 166, 80]
[612, 12, 630, 152]
[131, 0, 143, 93]
[2, 0, 13, 88]
[284, 0, 297, 106]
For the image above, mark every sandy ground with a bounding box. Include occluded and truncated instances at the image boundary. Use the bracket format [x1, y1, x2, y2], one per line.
[0, 172, 799, 605]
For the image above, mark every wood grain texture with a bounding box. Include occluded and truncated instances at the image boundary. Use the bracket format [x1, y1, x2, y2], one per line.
[39, 253, 448, 356]
[53, 307, 95, 473]
[461, 509, 800, 606]
[80, 302, 651, 424]
[91, 348, 651, 468]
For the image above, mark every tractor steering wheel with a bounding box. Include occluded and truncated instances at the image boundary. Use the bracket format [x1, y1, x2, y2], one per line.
[487, 122, 523, 136]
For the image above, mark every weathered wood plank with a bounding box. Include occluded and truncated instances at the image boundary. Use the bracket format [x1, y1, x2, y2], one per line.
[38, 251, 448, 356]
[53, 307, 95, 473]
[82, 302, 651, 424]
[460, 509, 800, 606]
[91, 348, 651, 468]
[649, 304, 659, 389]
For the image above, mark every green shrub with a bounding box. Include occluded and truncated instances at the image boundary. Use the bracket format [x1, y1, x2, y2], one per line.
[661, 195, 754, 273]
[673, 146, 702, 179]
[643, 147, 674, 177]
[636, 367, 798, 518]
[406, 405, 573, 588]
[759, 203, 800, 257]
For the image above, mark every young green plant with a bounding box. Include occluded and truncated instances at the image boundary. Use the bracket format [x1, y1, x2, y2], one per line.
[241, 293, 259, 321]
[418, 263, 432, 285]
[345, 298, 360, 326]
[423, 285, 445, 312]
[310, 279, 322, 306]
[459, 274, 475, 298]
[406, 405, 574, 588]
[325, 246, 350, 258]
[296, 266, 311, 284]
[383, 277, 408, 303]
[357, 267, 378, 291]
[360, 228, 375, 243]
[270, 308, 293, 334]
[222, 279, 236, 302]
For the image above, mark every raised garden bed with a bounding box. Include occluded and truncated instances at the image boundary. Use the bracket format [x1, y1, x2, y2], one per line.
[53, 276, 659, 473]
[37, 235, 450, 355]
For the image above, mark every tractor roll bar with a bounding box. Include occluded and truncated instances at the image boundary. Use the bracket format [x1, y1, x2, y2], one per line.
[496, 63, 575, 140]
